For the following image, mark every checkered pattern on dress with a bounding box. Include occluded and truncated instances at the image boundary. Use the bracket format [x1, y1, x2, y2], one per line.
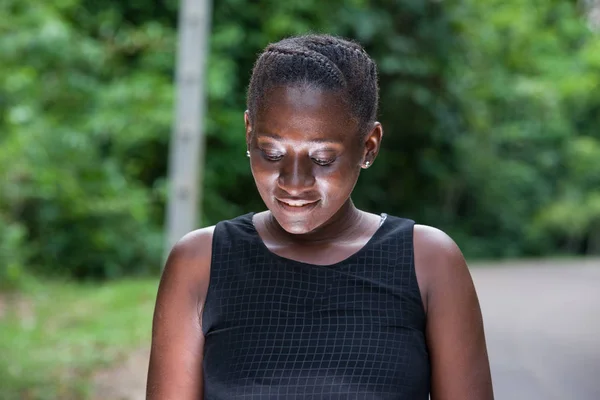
[202, 213, 430, 399]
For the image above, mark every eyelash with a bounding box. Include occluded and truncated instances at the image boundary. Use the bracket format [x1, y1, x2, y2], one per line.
[261, 150, 283, 162]
[312, 158, 335, 166]
[260, 150, 335, 166]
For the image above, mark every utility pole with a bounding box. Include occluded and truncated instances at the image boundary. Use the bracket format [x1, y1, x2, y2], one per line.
[164, 0, 212, 260]
[584, 0, 600, 30]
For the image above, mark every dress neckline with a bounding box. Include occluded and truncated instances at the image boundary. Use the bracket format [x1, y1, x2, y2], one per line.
[241, 212, 389, 268]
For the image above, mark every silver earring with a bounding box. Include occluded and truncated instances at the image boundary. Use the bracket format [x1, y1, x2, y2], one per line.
[246, 150, 250, 158]
[364, 161, 371, 168]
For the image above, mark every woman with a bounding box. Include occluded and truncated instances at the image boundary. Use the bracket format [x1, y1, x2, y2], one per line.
[147, 34, 494, 399]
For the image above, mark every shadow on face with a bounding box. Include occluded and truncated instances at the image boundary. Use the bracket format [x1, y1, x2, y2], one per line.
[245, 84, 383, 234]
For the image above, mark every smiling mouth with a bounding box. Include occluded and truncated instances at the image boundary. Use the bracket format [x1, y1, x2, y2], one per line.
[276, 198, 320, 211]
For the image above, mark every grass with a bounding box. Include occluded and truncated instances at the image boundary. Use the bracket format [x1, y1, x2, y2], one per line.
[0, 277, 159, 400]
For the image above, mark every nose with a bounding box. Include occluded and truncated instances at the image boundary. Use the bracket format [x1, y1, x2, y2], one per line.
[277, 154, 316, 195]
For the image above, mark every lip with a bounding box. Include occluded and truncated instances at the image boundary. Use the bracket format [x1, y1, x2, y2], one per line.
[275, 198, 320, 213]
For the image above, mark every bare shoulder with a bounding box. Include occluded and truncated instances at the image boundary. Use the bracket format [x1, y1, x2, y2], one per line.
[413, 225, 494, 399]
[147, 225, 216, 399]
[413, 224, 464, 268]
[167, 225, 216, 265]
[160, 225, 216, 307]
[413, 224, 468, 312]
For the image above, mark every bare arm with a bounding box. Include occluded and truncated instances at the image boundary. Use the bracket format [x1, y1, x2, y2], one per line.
[414, 225, 494, 400]
[146, 227, 214, 400]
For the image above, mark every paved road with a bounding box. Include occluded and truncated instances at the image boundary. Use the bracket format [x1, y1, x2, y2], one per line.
[94, 259, 600, 399]
[471, 259, 600, 400]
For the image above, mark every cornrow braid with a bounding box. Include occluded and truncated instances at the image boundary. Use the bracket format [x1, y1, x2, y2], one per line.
[247, 34, 379, 137]
[263, 47, 346, 87]
[306, 37, 370, 61]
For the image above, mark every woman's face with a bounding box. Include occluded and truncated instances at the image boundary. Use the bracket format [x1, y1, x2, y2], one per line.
[245, 85, 382, 234]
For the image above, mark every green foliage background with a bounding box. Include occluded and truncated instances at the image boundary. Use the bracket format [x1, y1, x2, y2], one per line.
[1, 0, 599, 280]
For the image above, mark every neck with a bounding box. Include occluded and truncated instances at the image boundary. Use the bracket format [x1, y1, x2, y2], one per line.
[265, 199, 365, 245]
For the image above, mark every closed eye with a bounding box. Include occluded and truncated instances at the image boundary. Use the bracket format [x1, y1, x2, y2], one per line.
[312, 157, 335, 166]
[261, 149, 283, 162]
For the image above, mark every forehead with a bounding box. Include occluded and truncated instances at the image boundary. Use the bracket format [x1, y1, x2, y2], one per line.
[253, 85, 359, 143]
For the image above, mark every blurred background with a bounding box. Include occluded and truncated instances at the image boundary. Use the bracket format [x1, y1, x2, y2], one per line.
[1, 0, 599, 399]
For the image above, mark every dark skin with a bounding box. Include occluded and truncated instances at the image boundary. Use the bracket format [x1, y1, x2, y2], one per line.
[147, 85, 494, 399]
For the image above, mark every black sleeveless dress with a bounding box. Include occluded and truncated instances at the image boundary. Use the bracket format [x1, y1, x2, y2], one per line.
[202, 213, 430, 399]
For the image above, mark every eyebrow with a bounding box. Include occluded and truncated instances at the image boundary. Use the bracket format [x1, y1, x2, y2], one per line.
[256, 133, 342, 145]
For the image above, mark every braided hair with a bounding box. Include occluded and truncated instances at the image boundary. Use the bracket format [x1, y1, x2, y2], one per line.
[247, 34, 379, 137]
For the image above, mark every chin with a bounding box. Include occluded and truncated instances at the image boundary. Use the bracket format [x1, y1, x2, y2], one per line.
[273, 214, 317, 235]
[267, 205, 323, 235]
[282, 222, 316, 235]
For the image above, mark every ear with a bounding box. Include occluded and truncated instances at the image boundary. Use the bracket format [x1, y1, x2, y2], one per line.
[244, 110, 252, 146]
[362, 122, 383, 168]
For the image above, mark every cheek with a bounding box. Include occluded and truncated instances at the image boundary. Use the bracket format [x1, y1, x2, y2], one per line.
[315, 166, 359, 200]
[250, 162, 278, 193]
